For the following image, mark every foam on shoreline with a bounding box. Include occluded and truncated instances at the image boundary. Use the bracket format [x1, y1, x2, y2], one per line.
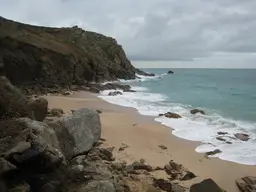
[98, 75, 256, 165]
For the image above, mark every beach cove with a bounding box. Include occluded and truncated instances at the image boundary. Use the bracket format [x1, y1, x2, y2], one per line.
[45, 91, 256, 192]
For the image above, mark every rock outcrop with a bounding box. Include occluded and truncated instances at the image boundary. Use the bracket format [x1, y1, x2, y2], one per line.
[135, 69, 155, 77]
[0, 17, 136, 88]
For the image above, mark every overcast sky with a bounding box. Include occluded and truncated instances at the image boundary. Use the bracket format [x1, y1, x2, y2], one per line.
[1, 0, 256, 68]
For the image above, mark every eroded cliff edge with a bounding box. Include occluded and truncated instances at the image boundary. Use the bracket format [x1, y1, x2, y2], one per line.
[0, 17, 136, 86]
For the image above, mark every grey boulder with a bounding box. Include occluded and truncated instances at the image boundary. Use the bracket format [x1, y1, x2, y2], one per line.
[48, 108, 101, 159]
[0, 118, 63, 171]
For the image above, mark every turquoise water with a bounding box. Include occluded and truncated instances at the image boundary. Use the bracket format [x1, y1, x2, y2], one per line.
[134, 69, 256, 122]
[99, 68, 256, 165]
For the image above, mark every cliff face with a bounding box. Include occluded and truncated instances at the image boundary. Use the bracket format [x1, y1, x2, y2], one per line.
[0, 17, 136, 86]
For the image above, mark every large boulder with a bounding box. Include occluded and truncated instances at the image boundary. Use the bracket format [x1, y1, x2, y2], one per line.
[190, 179, 224, 192]
[28, 97, 48, 121]
[48, 108, 101, 159]
[236, 176, 256, 192]
[0, 118, 63, 172]
[0, 76, 31, 119]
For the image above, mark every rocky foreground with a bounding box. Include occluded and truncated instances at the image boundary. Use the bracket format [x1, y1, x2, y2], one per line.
[0, 74, 233, 192]
[1, 75, 255, 192]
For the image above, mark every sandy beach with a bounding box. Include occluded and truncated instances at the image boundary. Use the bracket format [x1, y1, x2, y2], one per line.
[45, 91, 256, 192]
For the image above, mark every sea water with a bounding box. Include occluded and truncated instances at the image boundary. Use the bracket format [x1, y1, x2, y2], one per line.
[98, 69, 256, 165]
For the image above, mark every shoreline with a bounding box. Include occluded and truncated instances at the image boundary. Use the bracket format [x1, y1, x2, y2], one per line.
[45, 91, 256, 192]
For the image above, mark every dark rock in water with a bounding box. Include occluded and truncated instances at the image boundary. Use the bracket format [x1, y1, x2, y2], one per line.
[28, 97, 48, 121]
[135, 69, 155, 77]
[103, 83, 131, 92]
[217, 132, 228, 135]
[190, 109, 205, 115]
[167, 70, 174, 74]
[0, 76, 31, 119]
[108, 91, 122, 96]
[49, 108, 64, 117]
[181, 171, 196, 181]
[0, 17, 136, 87]
[160, 112, 182, 119]
[190, 178, 224, 192]
[123, 89, 136, 93]
[153, 178, 172, 192]
[48, 108, 101, 159]
[234, 133, 249, 141]
[88, 83, 132, 93]
[216, 137, 226, 142]
[205, 149, 222, 156]
[236, 176, 256, 192]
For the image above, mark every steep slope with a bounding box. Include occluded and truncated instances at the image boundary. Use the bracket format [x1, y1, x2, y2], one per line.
[0, 17, 136, 86]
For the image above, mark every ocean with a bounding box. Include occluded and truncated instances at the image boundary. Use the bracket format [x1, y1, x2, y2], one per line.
[98, 68, 256, 165]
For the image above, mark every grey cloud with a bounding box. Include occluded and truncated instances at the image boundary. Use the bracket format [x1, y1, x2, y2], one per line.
[1, 0, 256, 63]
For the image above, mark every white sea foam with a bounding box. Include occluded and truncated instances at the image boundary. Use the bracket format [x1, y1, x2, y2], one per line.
[98, 77, 256, 165]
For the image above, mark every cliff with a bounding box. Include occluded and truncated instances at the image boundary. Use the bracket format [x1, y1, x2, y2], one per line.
[0, 17, 136, 86]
